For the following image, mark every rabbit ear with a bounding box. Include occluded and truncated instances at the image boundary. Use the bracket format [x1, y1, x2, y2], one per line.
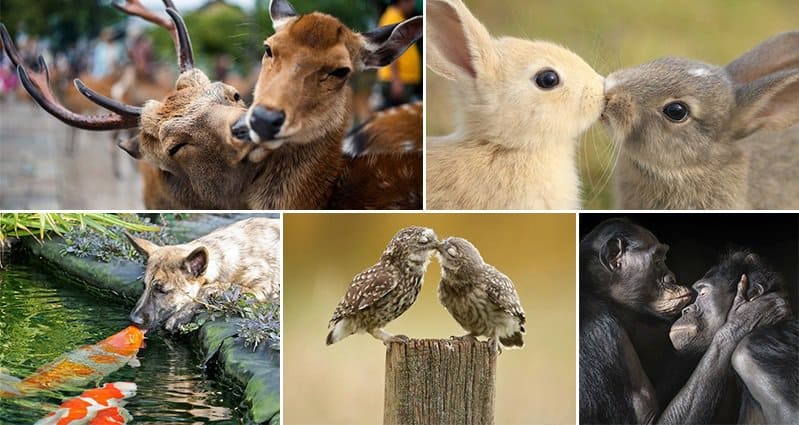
[725, 31, 799, 84]
[731, 69, 799, 139]
[426, 0, 495, 81]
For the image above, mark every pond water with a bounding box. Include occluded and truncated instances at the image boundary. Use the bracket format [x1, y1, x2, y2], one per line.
[0, 260, 245, 424]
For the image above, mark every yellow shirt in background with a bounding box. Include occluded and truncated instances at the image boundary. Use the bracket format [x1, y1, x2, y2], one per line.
[377, 6, 421, 84]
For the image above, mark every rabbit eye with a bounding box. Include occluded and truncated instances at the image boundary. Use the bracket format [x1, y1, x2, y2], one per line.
[534, 69, 560, 90]
[663, 101, 690, 122]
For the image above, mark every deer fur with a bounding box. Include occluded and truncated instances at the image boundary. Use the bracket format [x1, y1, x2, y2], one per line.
[605, 31, 799, 209]
[125, 67, 423, 209]
[425, 0, 604, 210]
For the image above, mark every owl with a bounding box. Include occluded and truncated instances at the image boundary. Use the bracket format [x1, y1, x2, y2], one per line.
[326, 226, 438, 345]
[437, 237, 526, 349]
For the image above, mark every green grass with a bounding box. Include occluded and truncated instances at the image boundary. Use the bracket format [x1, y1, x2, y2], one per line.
[0, 213, 158, 245]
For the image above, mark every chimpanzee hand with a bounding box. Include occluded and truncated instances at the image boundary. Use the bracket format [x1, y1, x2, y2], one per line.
[720, 274, 790, 342]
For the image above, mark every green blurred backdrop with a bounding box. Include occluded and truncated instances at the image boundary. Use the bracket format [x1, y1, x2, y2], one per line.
[284, 213, 576, 424]
[425, 0, 799, 209]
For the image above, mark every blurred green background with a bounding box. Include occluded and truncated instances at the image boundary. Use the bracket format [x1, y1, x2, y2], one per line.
[0, 0, 396, 77]
[284, 213, 576, 424]
[425, 0, 799, 209]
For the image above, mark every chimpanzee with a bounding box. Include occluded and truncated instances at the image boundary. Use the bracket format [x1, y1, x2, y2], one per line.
[670, 250, 797, 424]
[580, 219, 790, 424]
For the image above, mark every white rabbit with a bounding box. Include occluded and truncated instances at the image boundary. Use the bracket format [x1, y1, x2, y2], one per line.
[603, 31, 799, 210]
[425, 0, 604, 210]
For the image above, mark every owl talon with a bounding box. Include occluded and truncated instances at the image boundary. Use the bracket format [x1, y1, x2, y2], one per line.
[489, 337, 502, 355]
[450, 333, 478, 341]
[385, 334, 410, 345]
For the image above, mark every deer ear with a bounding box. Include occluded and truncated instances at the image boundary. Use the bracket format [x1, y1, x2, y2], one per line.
[725, 31, 799, 84]
[600, 237, 626, 272]
[426, 0, 495, 81]
[269, 0, 297, 31]
[360, 16, 422, 69]
[124, 232, 159, 258]
[184, 246, 208, 277]
[731, 69, 799, 139]
[118, 136, 141, 159]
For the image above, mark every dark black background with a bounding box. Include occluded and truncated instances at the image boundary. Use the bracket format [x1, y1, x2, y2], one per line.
[580, 213, 799, 310]
[580, 213, 798, 420]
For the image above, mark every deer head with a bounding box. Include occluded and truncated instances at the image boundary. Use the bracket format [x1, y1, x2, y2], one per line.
[1, 0, 264, 208]
[231, 0, 423, 148]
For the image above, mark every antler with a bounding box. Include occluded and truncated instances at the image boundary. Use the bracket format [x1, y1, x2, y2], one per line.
[0, 23, 140, 130]
[0, 1, 196, 131]
[112, 0, 194, 72]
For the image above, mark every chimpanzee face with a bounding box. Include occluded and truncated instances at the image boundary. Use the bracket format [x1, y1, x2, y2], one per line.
[602, 227, 692, 319]
[669, 269, 739, 354]
[668, 250, 783, 355]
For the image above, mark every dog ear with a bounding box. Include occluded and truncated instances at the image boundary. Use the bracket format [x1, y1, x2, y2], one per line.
[184, 246, 208, 277]
[124, 232, 159, 258]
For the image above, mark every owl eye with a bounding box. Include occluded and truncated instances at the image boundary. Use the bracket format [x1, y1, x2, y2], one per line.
[419, 236, 429, 243]
[447, 247, 457, 256]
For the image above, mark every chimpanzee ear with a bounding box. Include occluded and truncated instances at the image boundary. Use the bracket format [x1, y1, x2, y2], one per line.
[184, 247, 208, 277]
[743, 252, 761, 265]
[600, 237, 626, 272]
[742, 273, 766, 299]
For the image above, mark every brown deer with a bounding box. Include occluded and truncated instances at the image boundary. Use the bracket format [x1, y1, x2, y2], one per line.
[227, 0, 424, 209]
[1, 0, 422, 209]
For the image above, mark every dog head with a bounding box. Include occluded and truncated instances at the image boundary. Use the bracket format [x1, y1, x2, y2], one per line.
[125, 233, 210, 331]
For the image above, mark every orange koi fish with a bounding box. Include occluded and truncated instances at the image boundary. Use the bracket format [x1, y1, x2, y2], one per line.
[35, 382, 136, 425]
[88, 407, 133, 425]
[11, 326, 145, 395]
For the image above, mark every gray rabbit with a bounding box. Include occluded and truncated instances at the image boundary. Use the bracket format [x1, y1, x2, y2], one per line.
[603, 31, 799, 209]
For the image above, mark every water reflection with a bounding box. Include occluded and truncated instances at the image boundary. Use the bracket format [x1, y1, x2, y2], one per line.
[0, 261, 243, 424]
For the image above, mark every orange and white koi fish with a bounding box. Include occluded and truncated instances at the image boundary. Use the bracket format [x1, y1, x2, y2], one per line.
[0, 367, 22, 397]
[35, 382, 136, 425]
[88, 406, 133, 425]
[10, 326, 145, 395]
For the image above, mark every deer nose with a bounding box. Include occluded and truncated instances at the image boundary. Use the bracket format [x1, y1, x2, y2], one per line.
[249, 105, 285, 141]
[230, 113, 252, 142]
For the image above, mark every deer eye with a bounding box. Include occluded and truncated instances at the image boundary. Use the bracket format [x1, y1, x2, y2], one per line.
[168, 142, 188, 156]
[329, 67, 351, 78]
[264, 45, 273, 58]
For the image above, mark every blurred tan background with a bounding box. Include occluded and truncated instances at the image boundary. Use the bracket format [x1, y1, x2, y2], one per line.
[425, 0, 799, 208]
[284, 213, 576, 424]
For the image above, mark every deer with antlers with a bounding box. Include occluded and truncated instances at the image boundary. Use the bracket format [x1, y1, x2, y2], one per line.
[1, 0, 423, 209]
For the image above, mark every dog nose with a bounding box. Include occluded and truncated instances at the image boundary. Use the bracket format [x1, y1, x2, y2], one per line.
[130, 312, 145, 326]
[249, 105, 285, 141]
[130, 311, 151, 329]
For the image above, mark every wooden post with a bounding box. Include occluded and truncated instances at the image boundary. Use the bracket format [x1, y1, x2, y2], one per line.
[384, 338, 496, 425]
